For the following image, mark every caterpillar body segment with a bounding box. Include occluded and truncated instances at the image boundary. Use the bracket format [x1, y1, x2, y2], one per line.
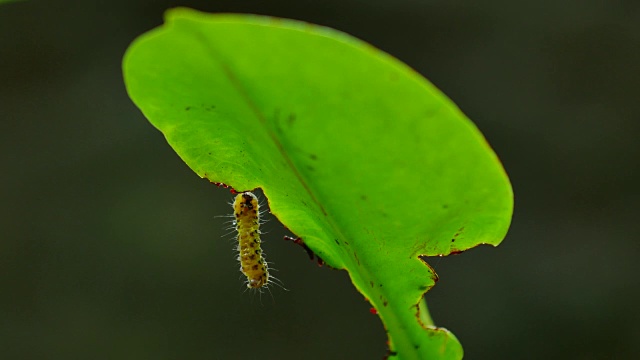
[233, 192, 269, 289]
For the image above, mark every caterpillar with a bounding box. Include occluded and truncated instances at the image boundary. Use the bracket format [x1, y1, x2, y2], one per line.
[233, 191, 269, 288]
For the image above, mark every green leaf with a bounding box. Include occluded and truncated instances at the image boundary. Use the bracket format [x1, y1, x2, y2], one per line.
[123, 8, 513, 360]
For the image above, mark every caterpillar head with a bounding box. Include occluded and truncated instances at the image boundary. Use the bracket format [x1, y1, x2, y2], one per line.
[234, 191, 258, 218]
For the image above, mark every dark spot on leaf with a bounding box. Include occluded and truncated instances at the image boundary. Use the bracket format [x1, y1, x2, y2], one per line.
[370, 281, 374, 288]
[451, 239, 455, 242]
[288, 113, 296, 125]
[383, 300, 388, 307]
[309, 154, 318, 160]
[334, 238, 339, 245]
[353, 251, 360, 265]
[442, 204, 448, 209]
[419, 285, 428, 291]
[185, 106, 191, 111]
[360, 194, 367, 201]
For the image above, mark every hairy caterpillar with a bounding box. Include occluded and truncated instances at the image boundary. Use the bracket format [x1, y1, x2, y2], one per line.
[233, 192, 269, 288]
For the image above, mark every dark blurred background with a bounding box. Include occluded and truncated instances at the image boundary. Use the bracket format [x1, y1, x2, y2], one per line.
[1, 0, 638, 359]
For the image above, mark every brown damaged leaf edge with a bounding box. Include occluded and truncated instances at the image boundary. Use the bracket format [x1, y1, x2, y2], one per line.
[209, 179, 237, 194]
[382, 297, 457, 360]
[419, 256, 440, 284]
[372, 256, 449, 359]
[283, 235, 326, 267]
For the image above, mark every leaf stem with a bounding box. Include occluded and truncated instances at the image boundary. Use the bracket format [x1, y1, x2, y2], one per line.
[418, 296, 434, 327]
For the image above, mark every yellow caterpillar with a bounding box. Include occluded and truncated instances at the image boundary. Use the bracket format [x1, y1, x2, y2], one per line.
[233, 192, 269, 288]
